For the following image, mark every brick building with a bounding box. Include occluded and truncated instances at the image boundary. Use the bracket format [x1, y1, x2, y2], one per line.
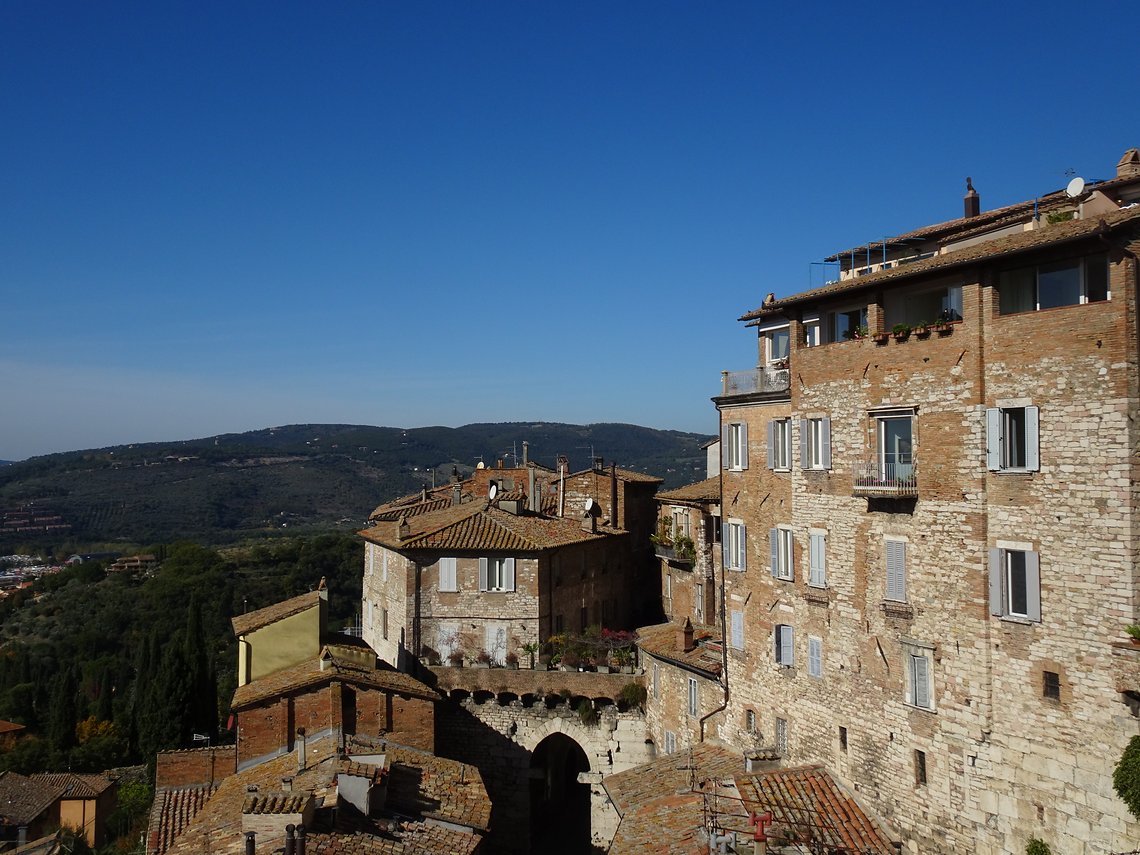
[635, 147, 1140, 853]
[358, 458, 660, 669]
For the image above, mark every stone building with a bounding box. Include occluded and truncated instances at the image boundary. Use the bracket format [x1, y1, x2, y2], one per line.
[358, 458, 661, 669]
[650, 147, 1140, 853]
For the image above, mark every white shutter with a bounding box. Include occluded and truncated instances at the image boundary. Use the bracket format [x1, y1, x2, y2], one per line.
[739, 423, 748, 469]
[770, 529, 779, 578]
[988, 548, 1004, 616]
[478, 557, 489, 592]
[985, 408, 1002, 470]
[886, 540, 906, 602]
[913, 655, 930, 708]
[722, 532, 731, 570]
[731, 610, 744, 650]
[809, 533, 826, 587]
[722, 425, 731, 468]
[1025, 406, 1040, 471]
[737, 524, 747, 571]
[766, 421, 776, 469]
[1025, 550, 1041, 622]
[821, 417, 832, 469]
[800, 419, 810, 469]
[504, 557, 516, 592]
[439, 557, 457, 592]
[808, 636, 821, 677]
[780, 626, 794, 665]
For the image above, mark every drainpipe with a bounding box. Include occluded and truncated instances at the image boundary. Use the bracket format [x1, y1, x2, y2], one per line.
[699, 414, 730, 743]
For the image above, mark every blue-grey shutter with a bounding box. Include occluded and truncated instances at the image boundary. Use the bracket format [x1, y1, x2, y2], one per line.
[821, 417, 832, 469]
[721, 425, 731, 468]
[504, 557, 516, 592]
[809, 533, 826, 587]
[478, 557, 489, 592]
[738, 524, 747, 571]
[731, 611, 744, 649]
[770, 528, 779, 577]
[766, 421, 776, 469]
[739, 423, 748, 469]
[781, 626, 794, 665]
[1025, 550, 1041, 622]
[985, 408, 1002, 470]
[722, 532, 731, 570]
[808, 637, 821, 677]
[913, 656, 930, 708]
[988, 548, 1003, 616]
[885, 540, 906, 602]
[1025, 406, 1040, 471]
[800, 419, 810, 469]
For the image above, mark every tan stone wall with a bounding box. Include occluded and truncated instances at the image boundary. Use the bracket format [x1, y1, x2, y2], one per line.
[643, 653, 722, 755]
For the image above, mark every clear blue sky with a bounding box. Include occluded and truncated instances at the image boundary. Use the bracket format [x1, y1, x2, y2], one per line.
[2, 1, 1136, 460]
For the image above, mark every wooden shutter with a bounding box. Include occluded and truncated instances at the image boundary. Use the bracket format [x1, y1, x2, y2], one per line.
[808, 637, 821, 677]
[766, 421, 776, 469]
[988, 548, 1004, 616]
[504, 557, 516, 592]
[985, 408, 1002, 470]
[731, 610, 744, 650]
[1025, 406, 1040, 471]
[821, 418, 832, 469]
[809, 533, 826, 587]
[800, 419, 810, 469]
[885, 540, 906, 602]
[912, 655, 930, 708]
[1025, 550, 1041, 622]
[721, 425, 731, 468]
[770, 528, 779, 578]
[739, 423, 748, 469]
[478, 557, 488, 592]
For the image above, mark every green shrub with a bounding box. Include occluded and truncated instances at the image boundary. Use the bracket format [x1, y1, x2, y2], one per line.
[1114, 735, 1140, 820]
[577, 699, 597, 725]
[1025, 838, 1051, 855]
[617, 682, 648, 712]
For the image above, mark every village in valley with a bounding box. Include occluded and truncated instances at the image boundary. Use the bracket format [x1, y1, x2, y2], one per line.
[4, 147, 1140, 854]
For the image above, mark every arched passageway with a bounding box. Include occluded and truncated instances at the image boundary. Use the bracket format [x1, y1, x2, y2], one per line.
[529, 732, 591, 853]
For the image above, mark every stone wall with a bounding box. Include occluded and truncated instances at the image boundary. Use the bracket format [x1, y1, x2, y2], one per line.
[155, 746, 237, 788]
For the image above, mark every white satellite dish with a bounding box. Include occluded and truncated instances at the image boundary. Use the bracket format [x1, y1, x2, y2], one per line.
[488, 483, 498, 501]
[1066, 176, 1086, 198]
[584, 498, 595, 513]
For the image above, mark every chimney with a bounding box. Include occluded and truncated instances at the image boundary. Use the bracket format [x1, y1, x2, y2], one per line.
[296, 727, 307, 771]
[285, 824, 296, 855]
[421, 486, 428, 502]
[282, 776, 293, 792]
[1118, 148, 1140, 179]
[397, 516, 410, 541]
[452, 483, 462, 506]
[244, 832, 256, 855]
[296, 825, 307, 855]
[593, 456, 605, 473]
[522, 441, 529, 466]
[679, 617, 695, 653]
[964, 177, 980, 218]
[610, 464, 619, 529]
[528, 467, 537, 513]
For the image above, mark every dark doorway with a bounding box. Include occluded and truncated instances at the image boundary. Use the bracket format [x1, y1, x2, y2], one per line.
[530, 733, 591, 853]
[341, 686, 357, 736]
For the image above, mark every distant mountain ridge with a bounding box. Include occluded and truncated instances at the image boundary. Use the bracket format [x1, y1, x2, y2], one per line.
[0, 422, 711, 547]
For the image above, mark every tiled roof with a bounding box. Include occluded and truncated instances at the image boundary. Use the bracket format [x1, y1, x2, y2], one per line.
[742, 204, 1140, 322]
[657, 477, 720, 504]
[337, 759, 385, 783]
[146, 783, 218, 855]
[159, 734, 486, 855]
[30, 773, 113, 799]
[242, 791, 310, 815]
[359, 501, 621, 553]
[637, 622, 723, 677]
[0, 771, 63, 826]
[734, 765, 896, 855]
[231, 650, 439, 710]
[0, 719, 25, 735]
[568, 466, 663, 484]
[232, 590, 321, 637]
[603, 742, 743, 817]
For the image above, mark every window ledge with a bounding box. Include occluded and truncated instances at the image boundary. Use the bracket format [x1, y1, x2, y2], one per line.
[998, 615, 1039, 626]
[881, 600, 914, 620]
[804, 589, 830, 606]
[993, 468, 1036, 476]
[905, 703, 936, 715]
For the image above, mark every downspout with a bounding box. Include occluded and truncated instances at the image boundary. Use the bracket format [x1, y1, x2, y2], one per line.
[699, 415, 730, 743]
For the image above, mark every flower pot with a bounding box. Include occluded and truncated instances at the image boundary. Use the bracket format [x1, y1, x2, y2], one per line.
[914, 328, 931, 338]
[596, 665, 611, 674]
[872, 333, 889, 345]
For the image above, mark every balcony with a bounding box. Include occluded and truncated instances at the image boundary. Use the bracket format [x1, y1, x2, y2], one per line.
[853, 454, 918, 497]
[720, 364, 790, 397]
[654, 540, 696, 567]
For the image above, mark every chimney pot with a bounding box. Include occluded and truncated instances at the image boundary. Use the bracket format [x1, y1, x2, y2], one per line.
[285, 824, 296, 855]
[679, 617, 695, 653]
[296, 825, 307, 855]
[522, 441, 529, 466]
[397, 516, 410, 540]
[1118, 148, 1140, 179]
[244, 832, 256, 855]
[964, 177, 980, 218]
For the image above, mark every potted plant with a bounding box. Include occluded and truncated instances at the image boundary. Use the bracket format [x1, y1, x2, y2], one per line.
[447, 650, 465, 668]
[504, 650, 519, 669]
[913, 320, 931, 338]
[522, 641, 540, 669]
[473, 649, 492, 669]
[892, 323, 911, 341]
[853, 324, 870, 340]
[872, 330, 890, 345]
[560, 650, 581, 672]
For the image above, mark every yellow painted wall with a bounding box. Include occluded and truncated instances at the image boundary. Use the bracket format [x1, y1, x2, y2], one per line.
[242, 603, 323, 683]
[59, 798, 96, 847]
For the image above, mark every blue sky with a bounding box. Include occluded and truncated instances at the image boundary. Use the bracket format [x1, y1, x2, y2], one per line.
[2, 1, 1137, 460]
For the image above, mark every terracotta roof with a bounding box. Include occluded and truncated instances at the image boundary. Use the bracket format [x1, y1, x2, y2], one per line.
[231, 650, 438, 710]
[0, 719, 26, 735]
[735, 765, 896, 854]
[337, 759, 385, 783]
[241, 791, 310, 815]
[657, 477, 720, 504]
[146, 783, 218, 855]
[359, 501, 622, 553]
[568, 466, 663, 484]
[0, 771, 64, 826]
[637, 622, 723, 677]
[604, 742, 743, 817]
[743, 204, 1140, 322]
[232, 590, 322, 637]
[30, 773, 113, 799]
[159, 734, 486, 855]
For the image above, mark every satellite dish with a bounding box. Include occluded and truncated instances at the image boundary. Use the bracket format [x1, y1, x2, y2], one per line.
[584, 498, 595, 513]
[488, 483, 498, 501]
[1066, 176, 1086, 198]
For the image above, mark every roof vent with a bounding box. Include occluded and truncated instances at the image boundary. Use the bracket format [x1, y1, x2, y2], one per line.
[964, 177, 980, 218]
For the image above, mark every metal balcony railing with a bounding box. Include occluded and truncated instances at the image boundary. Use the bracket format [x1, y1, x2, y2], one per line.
[853, 453, 918, 497]
[720, 365, 790, 397]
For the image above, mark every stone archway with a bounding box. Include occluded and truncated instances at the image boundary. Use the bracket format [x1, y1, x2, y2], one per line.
[530, 732, 591, 854]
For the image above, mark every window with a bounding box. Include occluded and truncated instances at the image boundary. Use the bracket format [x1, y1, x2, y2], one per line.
[554, 614, 563, 634]
[671, 507, 691, 539]
[775, 717, 788, 755]
[808, 530, 827, 588]
[914, 749, 927, 786]
[687, 678, 698, 716]
[381, 608, 389, 641]
[838, 726, 848, 753]
[664, 730, 676, 755]
[479, 557, 516, 592]
[803, 316, 822, 347]
[745, 709, 757, 733]
[723, 521, 746, 571]
[767, 419, 791, 470]
[769, 527, 794, 581]
[988, 546, 1041, 621]
[831, 306, 867, 341]
[439, 557, 457, 592]
[905, 644, 934, 710]
[986, 406, 1040, 471]
[884, 283, 963, 326]
[800, 417, 831, 470]
[808, 636, 822, 678]
[652, 663, 660, 698]
[665, 572, 672, 600]
[761, 324, 790, 365]
[730, 610, 744, 650]
[1043, 670, 1061, 701]
[999, 253, 1109, 314]
[876, 412, 914, 484]
[485, 624, 506, 664]
[885, 539, 907, 603]
[774, 624, 794, 666]
[694, 584, 704, 620]
[723, 422, 749, 470]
